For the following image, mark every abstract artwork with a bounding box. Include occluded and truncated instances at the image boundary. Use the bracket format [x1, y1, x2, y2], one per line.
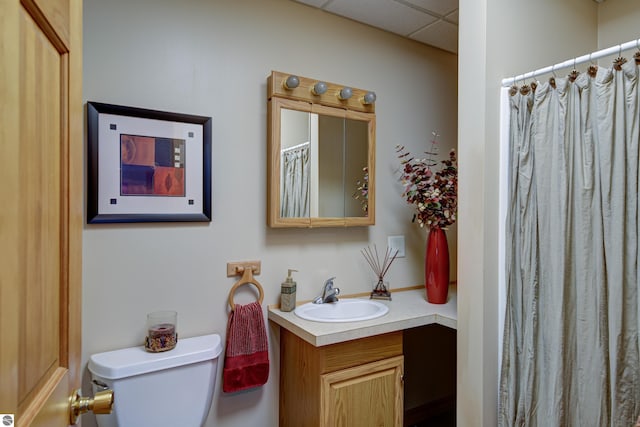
[87, 102, 212, 223]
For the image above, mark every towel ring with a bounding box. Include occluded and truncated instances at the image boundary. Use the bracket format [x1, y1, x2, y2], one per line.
[228, 267, 264, 311]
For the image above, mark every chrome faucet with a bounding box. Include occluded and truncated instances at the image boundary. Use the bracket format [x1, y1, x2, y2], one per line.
[313, 277, 340, 304]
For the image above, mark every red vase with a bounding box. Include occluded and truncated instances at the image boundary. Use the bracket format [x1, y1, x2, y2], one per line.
[425, 226, 450, 304]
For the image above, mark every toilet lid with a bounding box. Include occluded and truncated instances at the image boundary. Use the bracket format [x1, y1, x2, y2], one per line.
[88, 333, 222, 379]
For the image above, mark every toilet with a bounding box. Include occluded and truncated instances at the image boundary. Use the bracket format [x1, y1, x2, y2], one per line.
[88, 333, 222, 427]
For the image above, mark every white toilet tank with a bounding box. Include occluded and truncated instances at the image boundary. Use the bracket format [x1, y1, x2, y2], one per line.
[88, 333, 222, 427]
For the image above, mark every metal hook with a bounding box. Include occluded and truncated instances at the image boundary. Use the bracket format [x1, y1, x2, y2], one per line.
[509, 77, 519, 96]
[614, 45, 627, 70]
[587, 52, 598, 77]
[569, 58, 580, 82]
[519, 73, 532, 95]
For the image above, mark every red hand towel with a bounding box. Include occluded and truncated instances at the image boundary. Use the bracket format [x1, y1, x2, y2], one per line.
[222, 301, 269, 393]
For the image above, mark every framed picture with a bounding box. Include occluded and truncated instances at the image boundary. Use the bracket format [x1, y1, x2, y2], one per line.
[86, 101, 212, 223]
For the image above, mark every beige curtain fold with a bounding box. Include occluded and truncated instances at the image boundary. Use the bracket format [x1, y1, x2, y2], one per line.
[500, 61, 640, 427]
[281, 144, 310, 218]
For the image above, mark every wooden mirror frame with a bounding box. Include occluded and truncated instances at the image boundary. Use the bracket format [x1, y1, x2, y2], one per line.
[267, 71, 376, 228]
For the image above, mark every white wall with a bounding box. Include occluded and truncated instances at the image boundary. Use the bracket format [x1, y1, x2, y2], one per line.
[81, 1, 457, 426]
[598, 0, 640, 49]
[459, 0, 640, 425]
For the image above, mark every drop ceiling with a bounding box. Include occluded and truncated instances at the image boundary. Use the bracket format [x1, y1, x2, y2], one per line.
[292, 0, 459, 54]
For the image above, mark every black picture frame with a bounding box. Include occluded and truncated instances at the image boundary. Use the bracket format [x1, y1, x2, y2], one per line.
[87, 101, 212, 223]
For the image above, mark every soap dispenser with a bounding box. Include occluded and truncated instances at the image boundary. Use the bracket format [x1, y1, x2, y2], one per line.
[280, 269, 298, 312]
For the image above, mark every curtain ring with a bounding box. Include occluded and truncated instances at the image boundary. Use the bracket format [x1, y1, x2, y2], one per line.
[587, 52, 598, 77]
[549, 64, 557, 88]
[509, 77, 518, 96]
[635, 39, 640, 64]
[519, 74, 531, 95]
[614, 45, 627, 70]
[569, 58, 580, 82]
[529, 76, 537, 92]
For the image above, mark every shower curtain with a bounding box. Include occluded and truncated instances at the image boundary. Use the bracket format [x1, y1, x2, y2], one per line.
[500, 60, 640, 426]
[281, 144, 310, 217]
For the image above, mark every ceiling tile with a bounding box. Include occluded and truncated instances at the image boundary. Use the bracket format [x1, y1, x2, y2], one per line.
[325, 0, 438, 36]
[404, 0, 458, 16]
[410, 19, 457, 53]
[446, 9, 459, 24]
[290, 0, 459, 53]
[294, 0, 327, 7]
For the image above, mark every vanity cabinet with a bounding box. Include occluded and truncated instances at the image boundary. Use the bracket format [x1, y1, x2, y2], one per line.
[279, 329, 403, 427]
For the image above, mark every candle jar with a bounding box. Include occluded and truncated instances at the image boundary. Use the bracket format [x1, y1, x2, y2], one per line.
[144, 311, 177, 352]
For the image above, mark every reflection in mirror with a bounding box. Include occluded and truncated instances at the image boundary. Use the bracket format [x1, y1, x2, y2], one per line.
[317, 114, 343, 218]
[268, 71, 375, 228]
[317, 116, 369, 218]
[279, 112, 369, 219]
[343, 118, 368, 217]
[280, 109, 311, 218]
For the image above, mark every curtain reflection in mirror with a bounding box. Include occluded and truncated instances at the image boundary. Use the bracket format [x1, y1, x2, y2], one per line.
[281, 142, 310, 217]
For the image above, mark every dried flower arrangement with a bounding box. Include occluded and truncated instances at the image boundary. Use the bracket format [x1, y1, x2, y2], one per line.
[353, 166, 369, 213]
[396, 132, 457, 229]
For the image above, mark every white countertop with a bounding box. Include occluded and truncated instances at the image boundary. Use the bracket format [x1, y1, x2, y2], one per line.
[268, 286, 457, 347]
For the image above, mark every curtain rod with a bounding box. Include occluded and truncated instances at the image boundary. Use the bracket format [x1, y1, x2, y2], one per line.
[281, 141, 309, 152]
[501, 38, 640, 87]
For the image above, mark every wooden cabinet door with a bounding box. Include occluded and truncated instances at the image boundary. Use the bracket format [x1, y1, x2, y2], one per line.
[320, 355, 404, 427]
[0, 0, 83, 425]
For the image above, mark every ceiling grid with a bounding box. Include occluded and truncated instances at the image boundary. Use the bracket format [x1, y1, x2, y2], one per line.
[293, 0, 459, 53]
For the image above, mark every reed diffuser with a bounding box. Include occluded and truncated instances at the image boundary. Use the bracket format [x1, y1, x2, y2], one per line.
[361, 245, 398, 300]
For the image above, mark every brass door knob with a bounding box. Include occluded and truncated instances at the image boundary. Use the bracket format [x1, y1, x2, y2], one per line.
[69, 388, 114, 425]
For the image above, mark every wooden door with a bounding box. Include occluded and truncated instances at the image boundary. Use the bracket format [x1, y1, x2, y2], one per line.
[0, 0, 83, 425]
[320, 356, 404, 427]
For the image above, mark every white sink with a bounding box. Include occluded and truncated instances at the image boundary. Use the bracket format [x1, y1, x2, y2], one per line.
[294, 299, 389, 323]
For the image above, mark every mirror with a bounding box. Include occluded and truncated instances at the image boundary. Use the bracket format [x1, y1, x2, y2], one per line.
[280, 106, 369, 218]
[267, 71, 376, 228]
